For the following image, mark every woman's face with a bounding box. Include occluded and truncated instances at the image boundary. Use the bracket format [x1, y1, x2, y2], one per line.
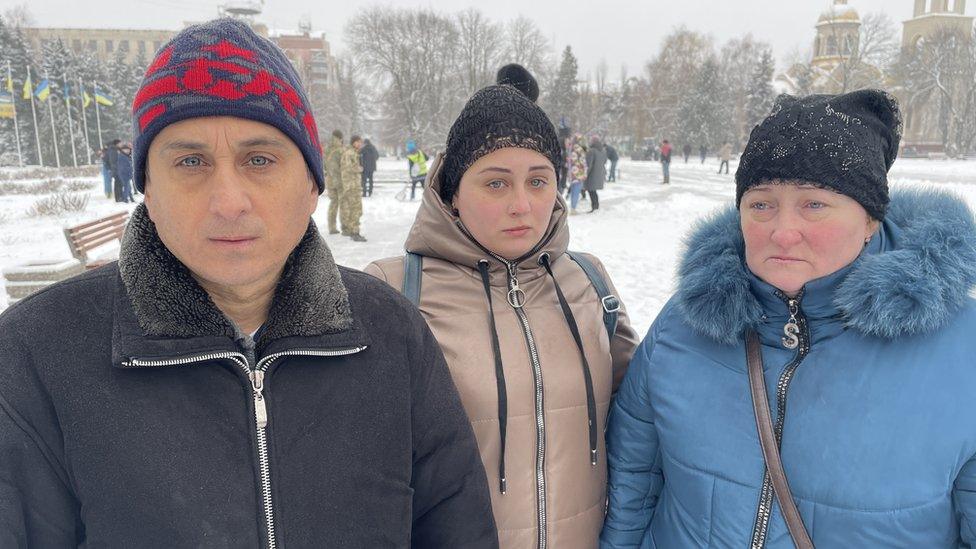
[740, 181, 879, 297]
[453, 147, 558, 261]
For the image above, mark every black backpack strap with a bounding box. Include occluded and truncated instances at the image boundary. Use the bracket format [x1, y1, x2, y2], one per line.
[566, 251, 620, 340]
[402, 252, 423, 306]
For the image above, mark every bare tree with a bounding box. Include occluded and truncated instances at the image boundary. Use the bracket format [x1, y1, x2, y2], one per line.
[504, 16, 552, 86]
[2, 3, 33, 29]
[455, 8, 503, 95]
[896, 26, 976, 156]
[347, 7, 462, 150]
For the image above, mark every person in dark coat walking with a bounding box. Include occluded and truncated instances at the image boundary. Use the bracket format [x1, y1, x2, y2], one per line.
[360, 138, 379, 197]
[0, 19, 497, 549]
[699, 143, 707, 164]
[106, 138, 122, 202]
[682, 143, 691, 163]
[585, 136, 607, 212]
[116, 142, 135, 203]
[606, 143, 619, 182]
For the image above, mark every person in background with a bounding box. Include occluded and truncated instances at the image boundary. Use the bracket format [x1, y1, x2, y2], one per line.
[699, 143, 707, 164]
[682, 142, 691, 163]
[323, 129, 345, 235]
[606, 143, 619, 182]
[106, 138, 122, 202]
[719, 141, 732, 174]
[341, 135, 367, 242]
[360, 138, 379, 197]
[660, 140, 672, 184]
[116, 142, 135, 203]
[406, 139, 429, 201]
[98, 148, 112, 199]
[568, 133, 588, 214]
[585, 136, 607, 213]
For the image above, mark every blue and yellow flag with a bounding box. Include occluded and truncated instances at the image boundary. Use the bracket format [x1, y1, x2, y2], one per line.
[34, 79, 50, 102]
[83, 90, 92, 108]
[0, 93, 14, 119]
[22, 76, 31, 100]
[94, 88, 113, 106]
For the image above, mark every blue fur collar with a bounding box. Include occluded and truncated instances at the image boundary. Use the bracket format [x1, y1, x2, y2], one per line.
[675, 188, 976, 344]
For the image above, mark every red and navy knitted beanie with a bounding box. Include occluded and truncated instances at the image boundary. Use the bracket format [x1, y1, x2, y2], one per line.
[735, 89, 902, 220]
[132, 18, 323, 193]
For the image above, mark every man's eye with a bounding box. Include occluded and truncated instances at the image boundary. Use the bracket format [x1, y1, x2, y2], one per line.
[807, 201, 825, 209]
[249, 155, 272, 167]
[750, 201, 770, 210]
[178, 156, 203, 167]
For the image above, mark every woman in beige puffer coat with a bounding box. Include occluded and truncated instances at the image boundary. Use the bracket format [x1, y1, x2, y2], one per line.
[366, 65, 638, 549]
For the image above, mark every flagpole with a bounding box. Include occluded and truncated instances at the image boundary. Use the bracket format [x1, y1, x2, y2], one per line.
[93, 80, 104, 149]
[7, 60, 23, 167]
[26, 65, 42, 167]
[62, 74, 78, 167]
[78, 77, 92, 165]
[45, 73, 61, 168]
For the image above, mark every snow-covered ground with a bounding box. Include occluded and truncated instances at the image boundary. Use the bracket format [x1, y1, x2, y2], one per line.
[2, 157, 975, 335]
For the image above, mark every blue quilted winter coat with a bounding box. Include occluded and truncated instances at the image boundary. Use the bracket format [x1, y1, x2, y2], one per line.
[601, 188, 976, 548]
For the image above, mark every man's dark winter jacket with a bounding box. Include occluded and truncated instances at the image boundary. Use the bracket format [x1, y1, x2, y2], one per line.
[361, 141, 379, 174]
[0, 205, 497, 548]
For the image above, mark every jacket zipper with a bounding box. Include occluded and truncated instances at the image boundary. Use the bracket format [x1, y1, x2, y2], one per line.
[456, 220, 550, 548]
[750, 292, 810, 549]
[125, 346, 366, 549]
[503, 259, 548, 549]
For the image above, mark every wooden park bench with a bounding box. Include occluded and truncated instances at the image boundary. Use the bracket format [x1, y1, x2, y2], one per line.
[63, 211, 129, 269]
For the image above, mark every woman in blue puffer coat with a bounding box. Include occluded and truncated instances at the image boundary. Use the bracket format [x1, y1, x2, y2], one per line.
[601, 90, 976, 548]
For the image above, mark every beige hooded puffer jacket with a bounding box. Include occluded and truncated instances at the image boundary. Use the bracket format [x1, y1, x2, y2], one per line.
[365, 154, 639, 549]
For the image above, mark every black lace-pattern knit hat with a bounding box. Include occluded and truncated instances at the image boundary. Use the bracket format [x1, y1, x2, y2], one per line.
[735, 89, 902, 220]
[440, 64, 562, 202]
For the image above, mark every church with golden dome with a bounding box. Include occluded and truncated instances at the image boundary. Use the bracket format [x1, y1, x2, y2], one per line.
[776, 0, 974, 154]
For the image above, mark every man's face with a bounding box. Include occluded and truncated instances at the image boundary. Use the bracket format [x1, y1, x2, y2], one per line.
[144, 116, 318, 294]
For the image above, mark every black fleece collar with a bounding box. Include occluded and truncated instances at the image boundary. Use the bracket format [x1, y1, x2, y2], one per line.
[116, 205, 354, 356]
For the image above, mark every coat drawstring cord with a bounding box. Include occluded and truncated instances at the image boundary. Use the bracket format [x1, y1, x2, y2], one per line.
[539, 253, 599, 466]
[478, 259, 509, 493]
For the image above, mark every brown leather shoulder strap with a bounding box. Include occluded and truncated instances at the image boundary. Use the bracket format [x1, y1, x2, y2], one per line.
[746, 330, 814, 549]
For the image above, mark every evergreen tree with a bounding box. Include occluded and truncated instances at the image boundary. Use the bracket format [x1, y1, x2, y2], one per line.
[745, 49, 776, 131]
[678, 57, 726, 149]
[547, 46, 579, 129]
[0, 16, 42, 165]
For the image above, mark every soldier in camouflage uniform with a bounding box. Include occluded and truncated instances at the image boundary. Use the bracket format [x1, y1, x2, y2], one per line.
[323, 130, 344, 234]
[340, 136, 366, 242]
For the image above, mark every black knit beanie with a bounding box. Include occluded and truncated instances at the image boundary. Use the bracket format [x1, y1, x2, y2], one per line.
[440, 64, 561, 203]
[735, 89, 902, 220]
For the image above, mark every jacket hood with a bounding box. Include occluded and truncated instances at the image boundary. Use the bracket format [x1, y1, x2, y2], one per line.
[403, 152, 570, 284]
[675, 187, 976, 344]
[118, 204, 353, 351]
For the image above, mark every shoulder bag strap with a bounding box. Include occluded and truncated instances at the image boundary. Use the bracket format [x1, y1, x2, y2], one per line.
[746, 330, 814, 549]
[402, 252, 423, 306]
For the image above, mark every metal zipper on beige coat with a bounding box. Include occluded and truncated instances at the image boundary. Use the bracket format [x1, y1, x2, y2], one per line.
[749, 294, 809, 549]
[455, 219, 550, 548]
[504, 260, 549, 549]
[125, 346, 366, 549]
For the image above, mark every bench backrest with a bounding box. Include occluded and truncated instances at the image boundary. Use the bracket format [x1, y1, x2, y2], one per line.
[63, 211, 129, 262]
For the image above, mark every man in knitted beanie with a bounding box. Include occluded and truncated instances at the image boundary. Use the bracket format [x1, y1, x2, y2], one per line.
[0, 18, 496, 547]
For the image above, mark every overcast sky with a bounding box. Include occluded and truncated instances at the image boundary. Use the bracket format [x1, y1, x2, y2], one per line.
[6, 1, 936, 77]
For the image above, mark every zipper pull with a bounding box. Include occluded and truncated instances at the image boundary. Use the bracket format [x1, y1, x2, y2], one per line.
[251, 370, 268, 429]
[782, 299, 800, 350]
[506, 262, 526, 308]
